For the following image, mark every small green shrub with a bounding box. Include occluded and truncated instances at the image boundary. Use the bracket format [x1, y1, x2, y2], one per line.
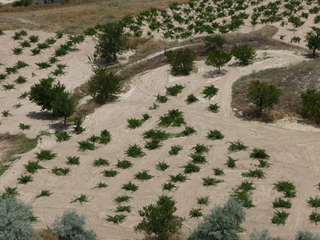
[170, 173, 187, 183]
[202, 177, 223, 186]
[134, 170, 153, 181]
[18, 175, 33, 184]
[228, 140, 248, 152]
[5, 67, 18, 74]
[273, 198, 292, 209]
[48, 57, 59, 64]
[213, 168, 224, 176]
[46, 37, 56, 45]
[122, 181, 138, 192]
[149, 103, 159, 110]
[186, 94, 199, 104]
[36, 189, 52, 198]
[125, 144, 145, 158]
[271, 211, 289, 225]
[156, 161, 170, 171]
[88, 135, 100, 142]
[19, 123, 30, 130]
[37, 43, 50, 50]
[257, 159, 270, 168]
[192, 144, 209, 154]
[197, 196, 209, 206]
[1, 110, 11, 117]
[166, 84, 184, 96]
[56, 132, 71, 142]
[0, 74, 6, 81]
[102, 169, 118, 177]
[143, 114, 152, 121]
[70, 194, 89, 204]
[93, 158, 109, 167]
[36, 62, 51, 69]
[162, 182, 177, 191]
[242, 169, 265, 179]
[51, 69, 65, 76]
[106, 214, 126, 224]
[55, 31, 64, 39]
[232, 190, 254, 208]
[250, 148, 270, 159]
[183, 163, 200, 174]
[73, 117, 85, 134]
[158, 109, 185, 127]
[15, 76, 27, 84]
[156, 94, 168, 103]
[116, 160, 132, 169]
[24, 161, 44, 174]
[189, 208, 203, 218]
[66, 156, 80, 165]
[190, 154, 207, 164]
[15, 60, 29, 69]
[309, 212, 320, 224]
[20, 40, 31, 48]
[2, 187, 19, 197]
[56, 63, 68, 69]
[226, 156, 237, 168]
[127, 118, 142, 129]
[114, 195, 131, 203]
[207, 129, 224, 140]
[273, 181, 296, 198]
[143, 129, 170, 141]
[36, 149, 57, 160]
[3, 84, 15, 90]
[12, 47, 23, 55]
[116, 205, 132, 213]
[307, 196, 320, 208]
[145, 139, 162, 150]
[52, 167, 70, 176]
[30, 48, 41, 55]
[236, 180, 255, 192]
[78, 141, 95, 151]
[29, 35, 39, 43]
[207, 103, 220, 113]
[93, 182, 108, 189]
[169, 145, 183, 155]
[19, 92, 29, 99]
[180, 126, 196, 136]
[202, 85, 219, 99]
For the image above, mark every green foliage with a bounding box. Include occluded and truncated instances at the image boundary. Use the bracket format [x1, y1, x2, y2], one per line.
[190, 154, 207, 164]
[73, 117, 85, 134]
[273, 198, 292, 209]
[36, 149, 57, 160]
[156, 161, 170, 171]
[56, 131, 71, 142]
[55, 31, 64, 39]
[250, 148, 270, 159]
[257, 159, 270, 168]
[202, 177, 223, 186]
[46, 38, 56, 45]
[30, 48, 41, 55]
[78, 141, 95, 151]
[249, 229, 285, 240]
[51, 68, 65, 76]
[17, 175, 33, 184]
[116, 160, 132, 169]
[24, 161, 44, 174]
[12, 47, 23, 55]
[88, 66, 123, 104]
[197, 196, 209, 206]
[127, 118, 142, 129]
[84, 27, 97, 36]
[145, 139, 162, 150]
[189, 208, 203, 218]
[202, 85, 219, 99]
[37, 43, 50, 50]
[231, 44, 256, 65]
[143, 129, 170, 141]
[165, 48, 196, 76]
[66, 156, 80, 165]
[163, 182, 177, 191]
[36, 189, 52, 198]
[70, 194, 89, 204]
[0, 195, 36, 239]
[213, 168, 224, 176]
[228, 140, 248, 152]
[116, 205, 132, 213]
[93, 182, 108, 189]
[158, 109, 185, 127]
[135, 170, 153, 181]
[188, 197, 245, 240]
[170, 174, 187, 183]
[0, 74, 6, 81]
[52, 90, 77, 124]
[5, 66, 18, 74]
[134, 195, 184, 240]
[309, 212, 320, 224]
[95, 22, 131, 63]
[205, 49, 231, 73]
[36, 62, 51, 69]
[122, 181, 138, 192]
[156, 94, 168, 103]
[169, 145, 183, 155]
[15, 76, 27, 84]
[307, 196, 320, 208]
[271, 211, 289, 225]
[1, 110, 11, 117]
[3, 84, 15, 91]
[149, 103, 159, 110]
[305, 27, 320, 57]
[166, 84, 185, 96]
[52, 210, 97, 239]
[20, 40, 31, 48]
[204, 34, 226, 51]
[55, 44, 71, 56]
[207, 104, 220, 113]
[125, 144, 145, 158]
[29, 35, 39, 43]
[114, 195, 131, 203]
[15, 60, 29, 69]
[300, 89, 320, 122]
[207, 129, 224, 140]
[180, 126, 196, 136]
[247, 80, 281, 115]
[192, 144, 209, 154]
[52, 167, 70, 176]
[102, 169, 118, 177]
[2, 187, 19, 198]
[106, 214, 127, 224]
[242, 169, 265, 178]
[183, 163, 200, 174]
[186, 94, 199, 104]
[68, 34, 85, 50]
[296, 230, 320, 240]
[273, 181, 296, 198]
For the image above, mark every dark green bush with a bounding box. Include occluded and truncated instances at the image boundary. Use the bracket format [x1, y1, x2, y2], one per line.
[116, 160, 132, 169]
[24, 161, 44, 174]
[207, 129, 224, 140]
[134, 170, 153, 181]
[36, 149, 57, 160]
[207, 104, 220, 113]
[166, 84, 185, 96]
[102, 169, 118, 177]
[125, 144, 145, 158]
[156, 161, 170, 171]
[271, 211, 289, 225]
[66, 156, 80, 165]
[202, 85, 219, 99]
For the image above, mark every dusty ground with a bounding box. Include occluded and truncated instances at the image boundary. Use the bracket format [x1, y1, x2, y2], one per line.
[1, 1, 320, 239]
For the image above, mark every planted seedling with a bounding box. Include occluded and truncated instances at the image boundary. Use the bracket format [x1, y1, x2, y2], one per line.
[116, 160, 132, 169]
[36, 150, 56, 160]
[156, 161, 170, 171]
[52, 167, 70, 176]
[70, 194, 89, 204]
[189, 208, 203, 218]
[36, 189, 52, 198]
[207, 129, 224, 140]
[207, 103, 220, 113]
[56, 132, 71, 142]
[66, 156, 80, 165]
[102, 169, 118, 177]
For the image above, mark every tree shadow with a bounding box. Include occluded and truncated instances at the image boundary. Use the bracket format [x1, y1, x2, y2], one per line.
[49, 122, 72, 134]
[202, 69, 227, 78]
[26, 111, 54, 120]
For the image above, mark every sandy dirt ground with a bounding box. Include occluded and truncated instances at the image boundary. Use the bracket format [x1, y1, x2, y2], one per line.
[1, 2, 320, 239]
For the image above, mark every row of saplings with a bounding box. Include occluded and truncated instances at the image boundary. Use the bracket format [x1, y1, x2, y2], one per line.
[2, 192, 320, 240]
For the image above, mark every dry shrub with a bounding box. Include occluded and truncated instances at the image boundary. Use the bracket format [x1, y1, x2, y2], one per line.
[36, 228, 58, 240]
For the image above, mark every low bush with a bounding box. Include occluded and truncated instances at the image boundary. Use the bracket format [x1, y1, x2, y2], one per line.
[189, 208, 203, 218]
[169, 145, 183, 155]
[29, 35, 39, 43]
[197, 196, 209, 206]
[93, 182, 108, 189]
[19, 123, 31, 130]
[242, 169, 265, 179]
[30, 48, 41, 55]
[2, 187, 19, 197]
[36, 189, 52, 198]
[134, 170, 153, 181]
[236, 180, 255, 192]
[156, 94, 168, 103]
[257, 159, 270, 168]
[106, 214, 126, 224]
[114, 195, 132, 203]
[143, 129, 170, 141]
[207, 104, 220, 113]
[202, 85, 219, 99]
[180, 126, 196, 136]
[183, 163, 200, 174]
[166, 84, 184, 96]
[158, 109, 185, 127]
[1, 110, 11, 117]
[213, 168, 224, 176]
[228, 140, 248, 152]
[36, 62, 51, 69]
[37, 43, 50, 50]
[273, 181, 296, 198]
[232, 190, 254, 208]
[170, 174, 187, 183]
[66, 156, 80, 165]
[93, 158, 109, 167]
[56, 132, 71, 142]
[52, 167, 70, 176]
[5, 67, 18, 74]
[162, 182, 177, 191]
[36, 149, 57, 160]
[149, 103, 159, 110]
[156, 161, 170, 171]
[24, 161, 44, 174]
[145, 139, 162, 150]
[190, 154, 207, 164]
[125, 144, 145, 158]
[15, 60, 29, 69]
[202, 177, 223, 186]
[15, 76, 27, 84]
[271, 211, 289, 225]
[307, 196, 320, 208]
[273, 198, 292, 209]
[116, 205, 132, 213]
[51, 69, 65, 76]
[250, 148, 270, 159]
[127, 118, 142, 129]
[70, 194, 89, 204]
[192, 144, 209, 154]
[226, 156, 237, 168]
[20, 40, 31, 48]
[186, 94, 199, 104]
[102, 169, 118, 177]
[18, 175, 33, 184]
[78, 141, 95, 151]
[12, 48, 23, 55]
[122, 181, 139, 192]
[116, 160, 132, 169]
[3, 84, 15, 91]
[207, 129, 224, 140]
[309, 212, 320, 224]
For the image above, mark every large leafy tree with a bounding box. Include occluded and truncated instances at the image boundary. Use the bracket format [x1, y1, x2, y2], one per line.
[0, 196, 37, 239]
[165, 48, 196, 75]
[203, 34, 226, 52]
[205, 49, 231, 73]
[94, 22, 131, 63]
[247, 80, 282, 116]
[134, 195, 184, 240]
[231, 44, 256, 65]
[88, 66, 123, 104]
[52, 210, 97, 240]
[300, 89, 320, 123]
[305, 27, 320, 57]
[188, 197, 245, 240]
[51, 90, 77, 124]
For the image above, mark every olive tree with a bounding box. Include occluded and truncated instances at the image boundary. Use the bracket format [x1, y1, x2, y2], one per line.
[231, 44, 256, 65]
[165, 48, 196, 75]
[188, 197, 245, 240]
[51, 90, 77, 124]
[134, 195, 184, 240]
[205, 49, 231, 73]
[300, 89, 320, 123]
[247, 80, 281, 116]
[305, 27, 320, 57]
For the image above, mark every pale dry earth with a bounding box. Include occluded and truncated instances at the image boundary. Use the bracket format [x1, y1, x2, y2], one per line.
[1, 3, 320, 239]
